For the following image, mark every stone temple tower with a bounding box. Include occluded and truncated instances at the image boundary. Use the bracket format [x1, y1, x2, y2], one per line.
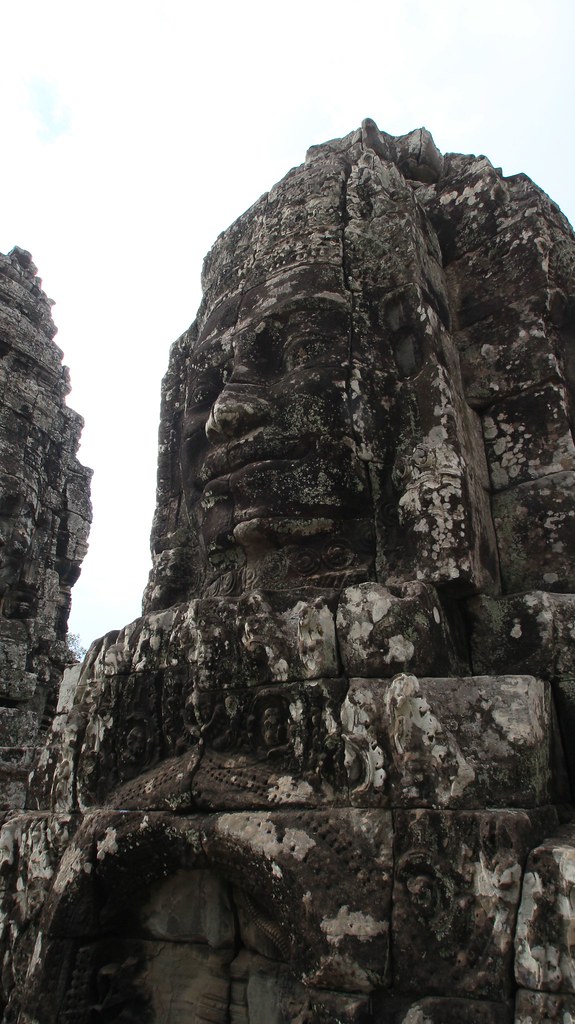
[0, 246, 91, 810]
[1, 122, 575, 1023]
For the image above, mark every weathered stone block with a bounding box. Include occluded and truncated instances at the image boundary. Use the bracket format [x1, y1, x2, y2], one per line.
[184, 592, 340, 690]
[445, 205, 555, 330]
[230, 949, 322, 1023]
[468, 591, 558, 678]
[553, 678, 575, 794]
[392, 807, 558, 998]
[493, 472, 575, 593]
[0, 811, 79, 1018]
[203, 809, 393, 992]
[140, 867, 235, 946]
[456, 309, 563, 407]
[515, 824, 575, 993]
[468, 590, 575, 690]
[336, 581, 466, 677]
[190, 678, 347, 810]
[0, 629, 37, 701]
[361, 339, 498, 595]
[341, 674, 551, 808]
[0, 708, 39, 747]
[396, 127, 444, 183]
[483, 383, 575, 491]
[76, 671, 161, 808]
[0, 746, 37, 809]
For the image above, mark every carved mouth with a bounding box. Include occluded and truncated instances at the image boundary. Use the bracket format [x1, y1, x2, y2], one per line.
[199, 436, 312, 491]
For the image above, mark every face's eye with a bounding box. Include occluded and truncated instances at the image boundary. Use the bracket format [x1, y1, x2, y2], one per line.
[282, 335, 335, 372]
[187, 366, 229, 409]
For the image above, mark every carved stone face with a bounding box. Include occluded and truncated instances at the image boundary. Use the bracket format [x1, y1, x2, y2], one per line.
[181, 297, 375, 595]
[173, 145, 500, 607]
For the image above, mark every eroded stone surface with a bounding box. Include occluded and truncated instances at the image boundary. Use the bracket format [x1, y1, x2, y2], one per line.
[392, 808, 558, 999]
[468, 591, 575, 679]
[373, 996, 513, 1023]
[17, 808, 391, 1021]
[342, 674, 552, 808]
[336, 581, 467, 678]
[493, 473, 575, 593]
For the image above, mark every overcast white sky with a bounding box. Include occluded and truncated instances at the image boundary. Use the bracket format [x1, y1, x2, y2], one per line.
[1, 0, 574, 647]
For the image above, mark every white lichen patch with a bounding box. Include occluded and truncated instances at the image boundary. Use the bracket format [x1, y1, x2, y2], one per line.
[474, 850, 521, 951]
[320, 905, 386, 945]
[516, 869, 564, 989]
[294, 600, 337, 676]
[0, 819, 20, 871]
[215, 815, 316, 862]
[96, 827, 119, 861]
[384, 634, 415, 665]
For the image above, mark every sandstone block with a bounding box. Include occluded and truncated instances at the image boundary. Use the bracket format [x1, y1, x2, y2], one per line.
[0, 708, 39, 747]
[336, 581, 465, 678]
[456, 309, 563, 407]
[493, 472, 575, 593]
[468, 591, 560, 678]
[483, 383, 575, 491]
[373, 995, 512, 1023]
[341, 674, 551, 808]
[204, 808, 393, 993]
[190, 678, 347, 811]
[392, 808, 558, 998]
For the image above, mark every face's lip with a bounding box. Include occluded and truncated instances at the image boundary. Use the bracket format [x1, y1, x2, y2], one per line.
[196, 434, 313, 492]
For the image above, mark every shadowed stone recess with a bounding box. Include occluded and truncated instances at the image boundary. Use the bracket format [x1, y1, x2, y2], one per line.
[2, 122, 575, 1022]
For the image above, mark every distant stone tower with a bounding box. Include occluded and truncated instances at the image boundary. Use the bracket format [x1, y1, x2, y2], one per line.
[0, 246, 91, 808]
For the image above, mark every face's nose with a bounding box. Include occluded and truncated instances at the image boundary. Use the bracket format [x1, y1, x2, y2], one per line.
[205, 387, 272, 441]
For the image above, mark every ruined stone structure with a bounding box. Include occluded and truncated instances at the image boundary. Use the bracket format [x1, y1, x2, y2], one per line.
[0, 247, 91, 811]
[1, 122, 575, 1022]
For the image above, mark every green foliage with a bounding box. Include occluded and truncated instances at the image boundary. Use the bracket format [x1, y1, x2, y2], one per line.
[65, 632, 86, 664]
